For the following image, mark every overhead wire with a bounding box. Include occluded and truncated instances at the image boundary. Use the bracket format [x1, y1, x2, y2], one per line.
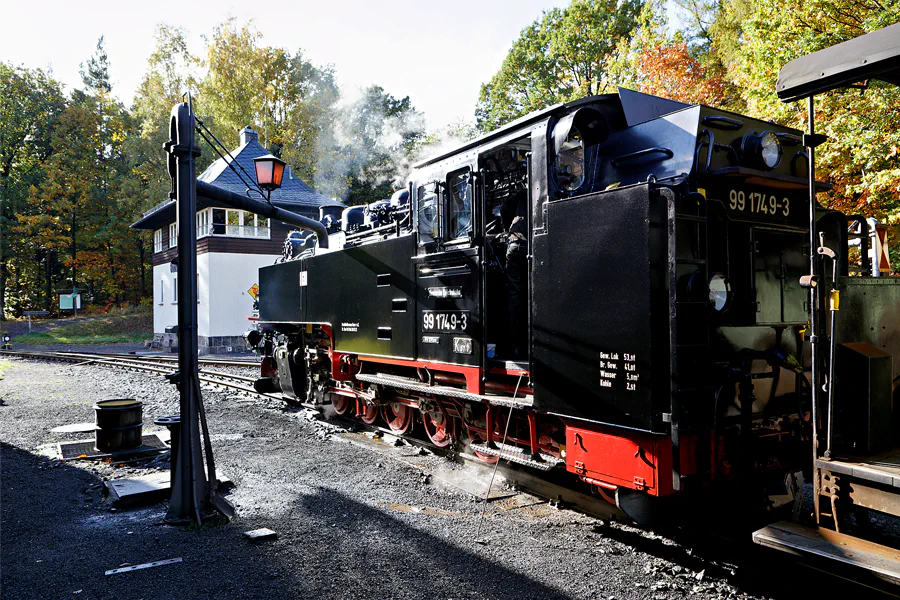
[194, 117, 273, 205]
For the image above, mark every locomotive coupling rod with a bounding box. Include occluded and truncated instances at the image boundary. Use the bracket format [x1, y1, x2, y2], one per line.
[196, 180, 329, 249]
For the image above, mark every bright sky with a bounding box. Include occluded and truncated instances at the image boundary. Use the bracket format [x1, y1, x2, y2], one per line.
[0, 0, 592, 129]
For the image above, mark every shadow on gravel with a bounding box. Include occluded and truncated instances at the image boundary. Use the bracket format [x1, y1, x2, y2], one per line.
[1, 442, 574, 599]
[278, 486, 575, 599]
[0, 442, 294, 600]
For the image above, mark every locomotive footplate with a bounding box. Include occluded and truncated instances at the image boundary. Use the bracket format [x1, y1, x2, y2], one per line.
[354, 372, 533, 409]
[468, 441, 564, 471]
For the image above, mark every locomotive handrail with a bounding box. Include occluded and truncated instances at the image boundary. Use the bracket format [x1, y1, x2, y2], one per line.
[611, 147, 674, 168]
[695, 130, 714, 174]
[196, 180, 329, 249]
[701, 115, 743, 130]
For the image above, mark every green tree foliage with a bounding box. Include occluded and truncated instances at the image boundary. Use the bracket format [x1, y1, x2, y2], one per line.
[475, 0, 644, 131]
[0, 63, 66, 316]
[720, 0, 900, 222]
[17, 37, 139, 311]
[197, 19, 339, 185]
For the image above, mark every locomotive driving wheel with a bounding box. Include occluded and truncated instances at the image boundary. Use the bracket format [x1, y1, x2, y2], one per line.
[360, 402, 380, 424]
[383, 402, 414, 435]
[331, 394, 351, 416]
[421, 407, 454, 447]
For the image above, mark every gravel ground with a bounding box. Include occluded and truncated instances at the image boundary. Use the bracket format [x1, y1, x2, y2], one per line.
[0, 357, 891, 600]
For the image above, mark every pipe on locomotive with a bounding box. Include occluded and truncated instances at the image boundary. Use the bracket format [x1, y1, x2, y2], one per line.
[196, 180, 329, 249]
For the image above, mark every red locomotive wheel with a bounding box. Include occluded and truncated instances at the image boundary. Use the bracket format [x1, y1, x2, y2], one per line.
[331, 394, 351, 416]
[465, 427, 498, 464]
[422, 409, 454, 447]
[360, 402, 380, 424]
[383, 402, 414, 435]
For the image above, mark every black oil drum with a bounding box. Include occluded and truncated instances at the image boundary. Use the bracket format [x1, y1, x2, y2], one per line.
[94, 399, 143, 452]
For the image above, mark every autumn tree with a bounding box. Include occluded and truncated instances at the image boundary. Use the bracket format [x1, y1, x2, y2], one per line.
[712, 0, 900, 225]
[197, 19, 338, 185]
[0, 64, 66, 317]
[475, 0, 644, 131]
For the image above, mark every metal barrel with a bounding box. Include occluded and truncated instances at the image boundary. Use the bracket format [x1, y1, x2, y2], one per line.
[94, 399, 144, 452]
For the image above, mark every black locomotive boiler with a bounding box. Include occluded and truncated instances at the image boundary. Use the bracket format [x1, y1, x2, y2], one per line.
[251, 87, 899, 523]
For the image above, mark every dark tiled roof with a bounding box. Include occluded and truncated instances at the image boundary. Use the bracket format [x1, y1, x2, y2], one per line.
[198, 138, 344, 209]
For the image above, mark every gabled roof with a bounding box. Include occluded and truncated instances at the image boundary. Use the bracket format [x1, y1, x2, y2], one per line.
[131, 127, 344, 230]
[197, 135, 344, 210]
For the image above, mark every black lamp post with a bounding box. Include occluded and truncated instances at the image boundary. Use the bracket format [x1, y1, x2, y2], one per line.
[253, 154, 287, 200]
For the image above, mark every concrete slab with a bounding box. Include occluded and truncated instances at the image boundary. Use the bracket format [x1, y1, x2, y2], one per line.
[105, 472, 234, 507]
[50, 423, 97, 434]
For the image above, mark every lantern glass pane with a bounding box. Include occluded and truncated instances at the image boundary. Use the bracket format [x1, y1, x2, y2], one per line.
[255, 160, 274, 186]
[272, 161, 285, 187]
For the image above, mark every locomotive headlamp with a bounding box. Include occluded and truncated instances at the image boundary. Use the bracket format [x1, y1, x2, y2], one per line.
[742, 131, 783, 170]
[253, 154, 287, 192]
[708, 273, 732, 312]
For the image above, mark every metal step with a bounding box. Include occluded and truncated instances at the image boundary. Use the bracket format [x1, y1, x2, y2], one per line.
[469, 442, 564, 471]
[753, 520, 900, 586]
[354, 372, 533, 409]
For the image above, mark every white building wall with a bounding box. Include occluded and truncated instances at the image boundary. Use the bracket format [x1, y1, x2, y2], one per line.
[207, 252, 281, 337]
[153, 263, 178, 334]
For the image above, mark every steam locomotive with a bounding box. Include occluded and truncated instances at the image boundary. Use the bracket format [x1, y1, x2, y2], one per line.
[249, 87, 899, 523]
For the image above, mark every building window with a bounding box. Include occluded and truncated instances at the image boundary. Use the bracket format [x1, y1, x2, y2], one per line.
[208, 208, 270, 239]
[158, 277, 164, 305]
[173, 276, 178, 304]
[169, 222, 178, 248]
[197, 209, 210, 239]
[153, 229, 163, 253]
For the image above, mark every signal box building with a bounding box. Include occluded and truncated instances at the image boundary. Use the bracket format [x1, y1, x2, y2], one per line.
[132, 127, 344, 354]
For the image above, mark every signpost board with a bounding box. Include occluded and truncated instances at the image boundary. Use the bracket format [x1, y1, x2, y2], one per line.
[59, 294, 81, 311]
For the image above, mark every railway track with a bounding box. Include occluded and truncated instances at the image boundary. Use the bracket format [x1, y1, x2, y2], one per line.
[5, 349, 899, 595]
[0, 350, 271, 400]
[1, 349, 623, 517]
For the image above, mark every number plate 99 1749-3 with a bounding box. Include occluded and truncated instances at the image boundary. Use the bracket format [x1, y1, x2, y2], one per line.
[422, 310, 469, 333]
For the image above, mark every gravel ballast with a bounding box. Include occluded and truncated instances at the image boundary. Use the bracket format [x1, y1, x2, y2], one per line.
[0, 357, 889, 599]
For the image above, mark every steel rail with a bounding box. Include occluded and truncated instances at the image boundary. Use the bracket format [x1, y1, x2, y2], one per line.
[0, 350, 279, 401]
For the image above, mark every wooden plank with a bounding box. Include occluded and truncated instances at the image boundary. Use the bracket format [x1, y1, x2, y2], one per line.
[753, 520, 900, 586]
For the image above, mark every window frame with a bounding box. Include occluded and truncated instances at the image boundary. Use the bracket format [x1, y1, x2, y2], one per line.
[444, 167, 474, 246]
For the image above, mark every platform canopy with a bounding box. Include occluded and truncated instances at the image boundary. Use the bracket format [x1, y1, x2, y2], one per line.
[777, 22, 900, 102]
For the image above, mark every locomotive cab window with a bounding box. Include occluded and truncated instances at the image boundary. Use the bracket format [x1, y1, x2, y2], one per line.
[556, 127, 584, 192]
[445, 168, 472, 243]
[417, 182, 439, 246]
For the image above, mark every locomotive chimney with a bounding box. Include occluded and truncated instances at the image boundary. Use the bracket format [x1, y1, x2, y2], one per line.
[240, 126, 259, 146]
